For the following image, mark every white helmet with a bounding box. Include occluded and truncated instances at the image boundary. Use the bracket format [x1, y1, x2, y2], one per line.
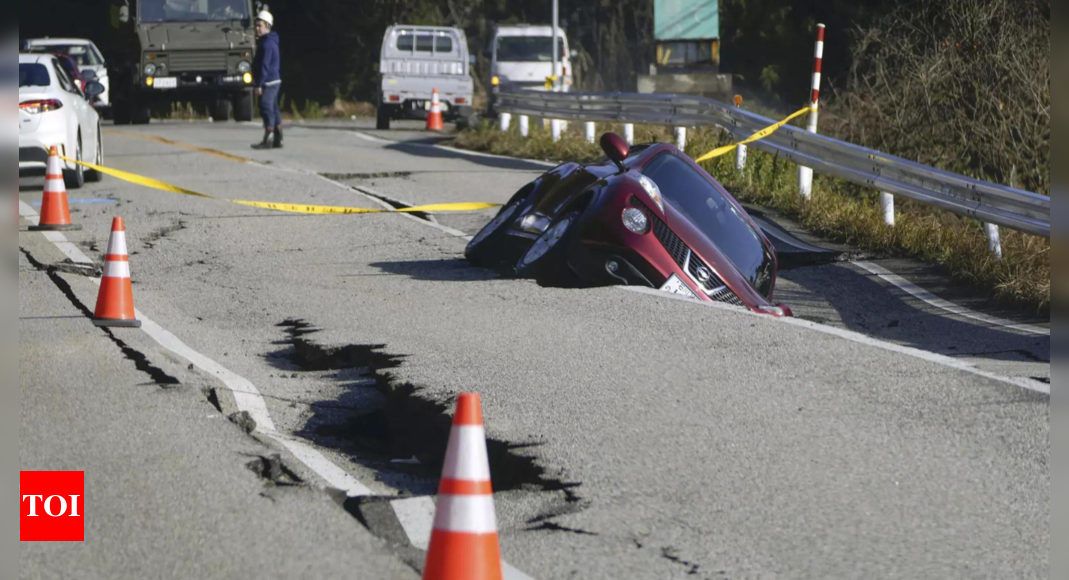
[256, 10, 274, 27]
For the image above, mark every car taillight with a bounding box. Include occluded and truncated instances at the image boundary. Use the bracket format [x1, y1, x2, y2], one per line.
[455, 97, 467, 104]
[388, 95, 401, 102]
[19, 100, 63, 114]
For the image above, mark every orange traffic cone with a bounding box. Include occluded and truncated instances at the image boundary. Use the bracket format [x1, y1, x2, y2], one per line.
[30, 146, 81, 231]
[422, 393, 503, 580]
[426, 88, 444, 132]
[93, 217, 141, 328]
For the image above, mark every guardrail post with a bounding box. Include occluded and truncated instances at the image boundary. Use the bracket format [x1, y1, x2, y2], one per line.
[499, 112, 511, 132]
[550, 119, 562, 142]
[733, 96, 747, 173]
[798, 24, 825, 201]
[674, 127, 687, 151]
[584, 122, 596, 144]
[623, 123, 634, 145]
[984, 223, 1003, 258]
[518, 115, 529, 138]
[880, 192, 895, 226]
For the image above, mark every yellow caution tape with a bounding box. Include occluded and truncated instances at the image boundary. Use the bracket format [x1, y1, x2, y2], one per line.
[60, 156, 501, 215]
[693, 106, 815, 163]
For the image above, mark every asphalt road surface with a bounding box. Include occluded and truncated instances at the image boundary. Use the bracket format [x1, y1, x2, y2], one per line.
[19, 118, 1049, 580]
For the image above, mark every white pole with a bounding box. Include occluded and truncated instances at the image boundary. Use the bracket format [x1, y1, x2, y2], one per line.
[984, 223, 1003, 259]
[880, 192, 895, 226]
[736, 144, 747, 173]
[674, 127, 687, 151]
[499, 112, 511, 132]
[623, 123, 634, 145]
[550, 119, 562, 142]
[584, 121, 596, 144]
[552, 0, 560, 93]
[519, 114, 529, 137]
[798, 24, 825, 201]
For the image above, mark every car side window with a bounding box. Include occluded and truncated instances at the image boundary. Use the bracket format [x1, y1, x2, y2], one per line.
[435, 36, 454, 53]
[52, 60, 79, 95]
[415, 36, 433, 52]
[396, 34, 413, 51]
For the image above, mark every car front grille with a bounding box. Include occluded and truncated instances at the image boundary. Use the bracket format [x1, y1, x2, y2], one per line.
[649, 212, 746, 307]
[168, 52, 228, 72]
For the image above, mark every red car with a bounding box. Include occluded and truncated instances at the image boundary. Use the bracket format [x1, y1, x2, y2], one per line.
[466, 133, 793, 317]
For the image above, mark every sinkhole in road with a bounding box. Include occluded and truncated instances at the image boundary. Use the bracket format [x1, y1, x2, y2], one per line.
[270, 319, 583, 502]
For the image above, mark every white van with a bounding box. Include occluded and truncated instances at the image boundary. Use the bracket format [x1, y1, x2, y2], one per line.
[377, 25, 475, 130]
[489, 25, 575, 113]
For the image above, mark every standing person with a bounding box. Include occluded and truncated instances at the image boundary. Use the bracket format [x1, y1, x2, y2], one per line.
[251, 10, 282, 149]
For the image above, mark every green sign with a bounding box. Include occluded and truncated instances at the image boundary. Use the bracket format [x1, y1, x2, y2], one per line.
[655, 0, 719, 41]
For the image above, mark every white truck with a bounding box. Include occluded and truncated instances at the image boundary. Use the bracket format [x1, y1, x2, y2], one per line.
[488, 25, 575, 116]
[377, 25, 475, 130]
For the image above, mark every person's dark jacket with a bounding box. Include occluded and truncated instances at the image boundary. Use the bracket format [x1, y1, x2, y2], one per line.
[253, 31, 280, 88]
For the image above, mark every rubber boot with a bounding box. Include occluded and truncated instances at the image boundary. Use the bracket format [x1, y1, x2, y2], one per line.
[273, 126, 284, 149]
[251, 129, 274, 150]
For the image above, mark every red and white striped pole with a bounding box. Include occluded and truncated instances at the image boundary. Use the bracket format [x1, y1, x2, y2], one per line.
[798, 24, 825, 200]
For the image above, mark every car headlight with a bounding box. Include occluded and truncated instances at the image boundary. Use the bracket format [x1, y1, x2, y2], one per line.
[143, 63, 157, 76]
[622, 207, 650, 234]
[638, 175, 664, 213]
[237, 61, 251, 73]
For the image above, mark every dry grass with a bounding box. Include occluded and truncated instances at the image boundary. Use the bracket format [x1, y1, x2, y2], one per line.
[455, 123, 1050, 316]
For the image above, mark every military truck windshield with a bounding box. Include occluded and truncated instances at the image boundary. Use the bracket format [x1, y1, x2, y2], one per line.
[139, 0, 250, 23]
[495, 37, 566, 62]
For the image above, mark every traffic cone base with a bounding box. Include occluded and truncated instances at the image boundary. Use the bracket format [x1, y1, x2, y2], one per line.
[423, 530, 503, 580]
[31, 149, 81, 231]
[93, 217, 140, 328]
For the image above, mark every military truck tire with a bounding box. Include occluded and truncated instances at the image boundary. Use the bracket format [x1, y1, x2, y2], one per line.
[234, 90, 255, 122]
[211, 99, 233, 122]
[376, 105, 391, 130]
[131, 101, 152, 125]
[112, 101, 132, 125]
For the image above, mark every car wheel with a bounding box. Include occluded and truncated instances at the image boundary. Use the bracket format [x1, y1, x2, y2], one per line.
[464, 196, 526, 270]
[376, 105, 391, 130]
[515, 210, 582, 286]
[64, 137, 86, 190]
[85, 129, 104, 183]
[211, 98, 233, 122]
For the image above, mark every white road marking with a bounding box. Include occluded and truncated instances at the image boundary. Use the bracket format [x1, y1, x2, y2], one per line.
[621, 286, 1049, 396]
[854, 261, 1049, 337]
[20, 198, 537, 577]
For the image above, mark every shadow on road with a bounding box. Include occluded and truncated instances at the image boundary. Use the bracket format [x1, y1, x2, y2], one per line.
[384, 141, 555, 172]
[368, 258, 503, 282]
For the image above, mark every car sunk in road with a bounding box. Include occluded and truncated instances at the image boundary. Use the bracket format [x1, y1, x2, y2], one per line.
[19, 53, 106, 189]
[466, 133, 792, 317]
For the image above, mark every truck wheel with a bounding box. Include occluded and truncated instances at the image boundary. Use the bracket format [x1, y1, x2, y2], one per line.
[113, 101, 132, 125]
[211, 98, 233, 122]
[131, 102, 152, 125]
[233, 90, 254, 122]
[376, 105, 391, 130]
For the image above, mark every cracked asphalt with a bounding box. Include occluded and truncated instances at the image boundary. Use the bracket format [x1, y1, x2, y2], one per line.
[18, 118, 1049, 579]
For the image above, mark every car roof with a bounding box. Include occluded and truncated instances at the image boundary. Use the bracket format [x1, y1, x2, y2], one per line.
[495, 25, 566, 38]
[19, 53, 53, 65]
[387, 25, 465, 36]
[25, 38, 98, 46]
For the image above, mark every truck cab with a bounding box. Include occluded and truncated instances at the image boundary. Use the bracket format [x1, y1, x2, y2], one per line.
[109, 0, 257, 124]
[377, 25, 475, 130]
[489, 25, 575, 114]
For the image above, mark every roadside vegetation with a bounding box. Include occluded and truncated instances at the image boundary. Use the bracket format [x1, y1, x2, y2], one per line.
[454, 121, 1050, 316]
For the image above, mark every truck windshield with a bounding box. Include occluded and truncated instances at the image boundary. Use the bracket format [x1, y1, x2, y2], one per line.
[139, 0, 250, 23]
[495, 37, 566, 63]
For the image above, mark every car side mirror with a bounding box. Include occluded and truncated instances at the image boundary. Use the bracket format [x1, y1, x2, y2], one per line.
[119, 6, 130, 23]
[86, 81, 106, 98]
[600, 132, 629, 172]
[81, 69, 98, 81]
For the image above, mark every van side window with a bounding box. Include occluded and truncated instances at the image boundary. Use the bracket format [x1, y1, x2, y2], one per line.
[397, 35, 413, 51]
[415, 36, 433, 52]
[435, 36, 453, 53]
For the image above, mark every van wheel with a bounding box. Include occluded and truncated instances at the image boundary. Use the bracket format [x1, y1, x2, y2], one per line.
[376, 105, 391, 130]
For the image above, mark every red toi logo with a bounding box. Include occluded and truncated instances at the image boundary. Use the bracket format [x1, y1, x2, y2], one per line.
[20, 471, 84, 542]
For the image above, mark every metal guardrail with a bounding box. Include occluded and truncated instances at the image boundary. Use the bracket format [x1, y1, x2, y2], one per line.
[495, 90, 1050, 238]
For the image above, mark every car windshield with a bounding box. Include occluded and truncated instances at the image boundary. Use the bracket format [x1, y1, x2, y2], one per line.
[139, 0, 250, 23]
[642, 152, 775, 297]
[19, 63, 51, 88]
[26, 45, 102, 66]
[495, 36, 566, 62]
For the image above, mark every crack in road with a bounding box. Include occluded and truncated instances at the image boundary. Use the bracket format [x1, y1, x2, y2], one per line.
[142, 220, 188, 251]
[19, 247, 180, 387]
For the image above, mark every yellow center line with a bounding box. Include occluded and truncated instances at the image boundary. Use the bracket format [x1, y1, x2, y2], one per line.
[105, 128, 254, 164]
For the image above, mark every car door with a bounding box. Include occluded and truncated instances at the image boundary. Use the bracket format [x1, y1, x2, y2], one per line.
[52, 59, 97, 163]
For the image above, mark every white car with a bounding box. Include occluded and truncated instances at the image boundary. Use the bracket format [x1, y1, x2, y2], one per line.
[19, 53, 105, 189]
[23, 38, 110, 108]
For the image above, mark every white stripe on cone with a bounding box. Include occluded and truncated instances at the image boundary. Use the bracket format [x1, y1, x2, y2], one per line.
[44, 177, 66, 193]
[103, 261, 131, 279]
[105, 230, 129, 257]
[431, 495, 498, 534]
[441, 426, 491, 481]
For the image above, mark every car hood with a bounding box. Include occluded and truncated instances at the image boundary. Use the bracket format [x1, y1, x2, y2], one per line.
[140, 22, 254, 51]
